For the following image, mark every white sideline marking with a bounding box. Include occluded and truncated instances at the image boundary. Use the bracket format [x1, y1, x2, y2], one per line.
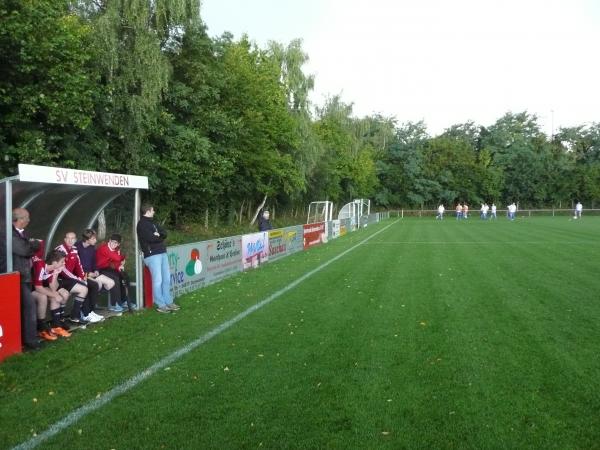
[13, 220, 397, 450]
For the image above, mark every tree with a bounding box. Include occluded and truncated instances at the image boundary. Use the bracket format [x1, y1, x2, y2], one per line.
[312, 96, 378, 203]
[0, 0, 97, 175]
[74, 0, 200, 173]
[556, 123, 600, 205]
[422, 136, 479, 204]
[267, 39, 315, 113]
[482, 112, 549, 206]
[147, 26, 235, 222]
[267, 39, 321, 208]
[216, 36, 304, 216]
[376, 121, 433, 207]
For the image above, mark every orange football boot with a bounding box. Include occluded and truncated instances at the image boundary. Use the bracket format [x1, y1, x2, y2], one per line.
[50, 327, 72, 338]
[39, 330, 58, 341]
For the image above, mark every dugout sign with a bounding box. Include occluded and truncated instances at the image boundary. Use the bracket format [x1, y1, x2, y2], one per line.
[18, 164, 149, 189]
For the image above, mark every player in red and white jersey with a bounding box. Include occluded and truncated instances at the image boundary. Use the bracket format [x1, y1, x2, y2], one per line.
[31, 250, 72, 340]
[55, 232, 103, 324]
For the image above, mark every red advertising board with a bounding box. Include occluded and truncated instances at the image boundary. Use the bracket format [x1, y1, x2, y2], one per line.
[143, 266, 154, 308]
[0, 272, 22, 361]
[303, 222, 326, 250]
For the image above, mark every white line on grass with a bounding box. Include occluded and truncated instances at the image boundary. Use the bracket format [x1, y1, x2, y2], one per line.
[13, 220, 398, 450]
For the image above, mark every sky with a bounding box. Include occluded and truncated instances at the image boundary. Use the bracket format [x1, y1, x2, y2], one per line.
[200, 0, 600, 136]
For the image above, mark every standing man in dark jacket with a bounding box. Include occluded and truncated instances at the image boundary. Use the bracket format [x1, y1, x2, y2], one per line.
[136, 204, 179, 313]
[258, 210, 273, 232]
[12, 208, 41, 350]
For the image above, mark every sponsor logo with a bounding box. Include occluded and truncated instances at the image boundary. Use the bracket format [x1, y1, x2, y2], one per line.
[185, 248, 203, 276]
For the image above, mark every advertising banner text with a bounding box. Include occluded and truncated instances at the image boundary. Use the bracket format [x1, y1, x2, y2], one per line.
[242, 232, 269, 269]
[268, 226, 304, 262]
[303, 222, 326, 250]
[168, 236, 242, 298]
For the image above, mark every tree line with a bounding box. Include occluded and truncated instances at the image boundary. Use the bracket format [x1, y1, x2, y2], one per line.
[1, 0, 599, 225]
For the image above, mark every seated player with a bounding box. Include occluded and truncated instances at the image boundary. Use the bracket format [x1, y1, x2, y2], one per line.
[55, 232, 92, 324]
[56, 231, 104, 324]
[96, 233, 131, 313]
[76, 229, 112, 319]
[31, 250, 72, 340]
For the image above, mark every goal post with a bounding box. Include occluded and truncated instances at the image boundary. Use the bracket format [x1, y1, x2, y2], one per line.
[307, 201, 334, 224]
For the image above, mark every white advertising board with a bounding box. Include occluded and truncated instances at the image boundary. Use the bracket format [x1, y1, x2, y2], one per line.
[242, 232, 269, 269]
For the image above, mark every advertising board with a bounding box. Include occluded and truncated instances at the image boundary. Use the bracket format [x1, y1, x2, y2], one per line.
[0, 272, 21, 361]
[167, 236, 243, 298]
[303, 222, 326, 250]
[268, 225, 304, 262]
[242, 232, 269, 269]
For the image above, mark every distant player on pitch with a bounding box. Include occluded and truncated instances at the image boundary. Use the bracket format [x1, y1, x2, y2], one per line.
[507, 202, 517, 221]
[490, 203, 497, 220]
[575, 201, 583, 219]
[436, 204, 445, 220]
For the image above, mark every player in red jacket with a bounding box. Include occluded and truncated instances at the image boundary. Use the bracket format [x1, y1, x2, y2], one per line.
[96, 234, 131, 312]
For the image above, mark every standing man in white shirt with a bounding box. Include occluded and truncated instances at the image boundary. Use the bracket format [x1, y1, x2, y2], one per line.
[507, 203, 517, 221]
[575, 201, 583, 219]
[455, 203, 463, 220]
[436, 204, 445, 220]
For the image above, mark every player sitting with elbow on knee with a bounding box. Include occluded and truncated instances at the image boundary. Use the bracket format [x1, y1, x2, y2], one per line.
[31, 250, 72, 340]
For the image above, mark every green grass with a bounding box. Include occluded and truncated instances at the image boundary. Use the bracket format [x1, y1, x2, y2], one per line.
[2, 217, 600, 449]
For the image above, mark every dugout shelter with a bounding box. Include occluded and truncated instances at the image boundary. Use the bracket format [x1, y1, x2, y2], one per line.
[0, 164, 148, 359]
[338, 198, 371, 228]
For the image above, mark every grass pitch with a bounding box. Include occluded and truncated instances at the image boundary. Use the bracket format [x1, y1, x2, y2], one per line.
[2, 216, 600, 449]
